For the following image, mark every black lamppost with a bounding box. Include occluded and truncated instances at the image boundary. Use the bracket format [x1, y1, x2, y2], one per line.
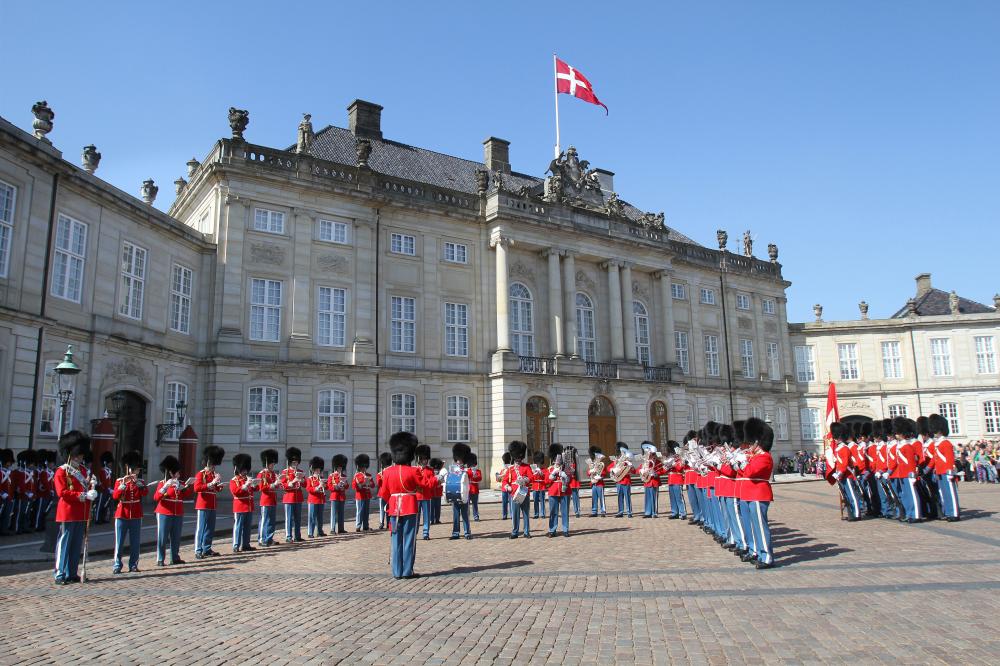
[53, 345, 81, 438]
[547, 408, 558, 448]
[156, 399, 187, 446]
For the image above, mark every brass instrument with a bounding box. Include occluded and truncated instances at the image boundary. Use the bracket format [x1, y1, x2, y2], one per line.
[609, 447, 633, 484]
[587, 454, 606, 484]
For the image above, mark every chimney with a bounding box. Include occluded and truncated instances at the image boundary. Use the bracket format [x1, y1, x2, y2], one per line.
[483, 137, 510, 174]
[347, 99, 383, 140]
[593, 168, 615, 194]
[915, 273, 933, 297]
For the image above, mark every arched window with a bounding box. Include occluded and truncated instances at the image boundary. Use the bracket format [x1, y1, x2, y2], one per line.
[650, 401, 668, 448]
[509, 283, 534, 356]
[633, 301, 650, 364]
[576, 293, 596, 361]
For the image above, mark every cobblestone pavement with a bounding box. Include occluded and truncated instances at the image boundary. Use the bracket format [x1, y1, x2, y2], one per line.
[2, 481, 999, 665]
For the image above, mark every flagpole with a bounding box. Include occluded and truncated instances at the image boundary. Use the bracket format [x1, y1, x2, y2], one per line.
[553, 53, 561, 158]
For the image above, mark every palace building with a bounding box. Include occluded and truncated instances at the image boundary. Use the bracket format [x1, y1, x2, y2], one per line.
[0, 98, 831, 481]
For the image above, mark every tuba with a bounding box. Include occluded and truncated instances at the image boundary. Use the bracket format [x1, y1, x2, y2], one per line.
[610, 446, 633, 484]
[587, 453, 606, 484]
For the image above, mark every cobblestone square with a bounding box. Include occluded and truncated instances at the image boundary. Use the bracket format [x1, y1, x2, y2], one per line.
[2, 481, 999, 664]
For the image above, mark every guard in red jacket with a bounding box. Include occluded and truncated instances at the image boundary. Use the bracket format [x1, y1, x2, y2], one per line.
[930, 413, 960, 520]
[34, 449, 56, 532]
[112, 450, 147, 574]
[54, 431, 98, 584]
[301, 456, 326, 538]
[429, 458, 445, 525]
[94, 451, 114, 525]
[154, 455, 194, 566]
[352, 454, 374, 532]
[682, 431, 702, 525]
[467, 452, 483, 521]
[613, 442, 635, 518]
[230, 453, 257, 552]
[16, 449, 38, 533]
[504, 441, 533, 538]
[0, 448, 14, 535]
[376, 452, 392, 529]
[741, 418, 775, 569]
[545, 444, 570, 537]
[640, 445, 663, 518]
[586, 447, 607, 517]
[193, 445, 225, 559]
[666, 443, 687, 519]
[414, 445, 433, 540]
[256, 449, 280, 546]
[831, 423, 863, 520]
[280, 447, 305, 542]
[378, 432, 437, 579]
[326, 454, 349, 535]
[891, 418, 921, 522]
[531, 451, 547, 519]
[915, 416, 940, 520]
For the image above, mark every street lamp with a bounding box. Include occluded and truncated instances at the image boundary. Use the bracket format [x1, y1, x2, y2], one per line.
[53, 345, 81, 438]
[546, 408, 558, 448]
[156, 399, 187, 446]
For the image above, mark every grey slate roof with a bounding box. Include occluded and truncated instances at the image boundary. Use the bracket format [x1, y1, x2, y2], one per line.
[890, 288, 995, 318]
[302, 126, 699, 245]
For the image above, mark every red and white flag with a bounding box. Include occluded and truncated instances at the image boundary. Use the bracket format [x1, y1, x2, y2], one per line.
[823, 382, 840, 485]
[555, 57, 608, 114]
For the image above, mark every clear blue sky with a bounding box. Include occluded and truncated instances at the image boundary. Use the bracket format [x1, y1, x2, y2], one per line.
[3, 1, 998, 322]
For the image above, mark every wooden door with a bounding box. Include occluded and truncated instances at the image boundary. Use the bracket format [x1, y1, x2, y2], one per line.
[588, 396, 617, 457]
[525, 396, 550, 461]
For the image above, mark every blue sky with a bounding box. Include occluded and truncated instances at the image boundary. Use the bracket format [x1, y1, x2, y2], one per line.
[2, 1, 998, 322]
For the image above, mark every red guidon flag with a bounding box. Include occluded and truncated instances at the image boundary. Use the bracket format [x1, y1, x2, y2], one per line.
[823, 382, 840, 485]
[555, 57, 608, 114]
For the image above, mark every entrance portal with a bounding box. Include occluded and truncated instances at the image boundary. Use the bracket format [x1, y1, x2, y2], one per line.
[588, 396, 617, 457]
[105, 391, 148, 477]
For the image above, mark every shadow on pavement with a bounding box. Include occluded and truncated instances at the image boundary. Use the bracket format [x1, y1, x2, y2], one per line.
[425, 559, 534, 577]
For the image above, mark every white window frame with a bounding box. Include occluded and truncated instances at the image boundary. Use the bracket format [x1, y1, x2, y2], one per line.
[838, 343, 860, 380]
[249, 278, 282, 342]
[930, 338, 953, 377]
[675, 331, 689, 375]
[118, 241, 147, 320]
[51, 213, 87, 303]
[509, 283, 534, 356]
[740, 338, 755, 378]
[169, 263, 193, 334]
[794, 345, 816, 383]
[762, 298, 776, 315]
[736, 294, 751, 310]
[671, 283, 686, 300]
[253, 207, 285, 234]
[710, 403, 726, 423]
[390, 296, 416, 353]
[317, 388, 348, 442]
[444, 302, 469, 357]
[633, 301, 650, 365]
[390, 232, 416, 256]
[39, 360, 72, 435]
[888, 404, 908, 419]
[390, 393, 416, 434]
[881, 340, 903, 379]
[938, 402, 961, 436]
[704, 334, 720, 377]
[750, 405, 764, 420]
[767, 341, 781, 380]
[984, 400, 1000, 435]
[164, 381, 189, 440]
[974, 336, 996, 375]
[700, 287, 716, 305]
[443, 241, 468, 264]
[446, 395, 471, 442]
[800, 407, 821, 441]
[576, 293, 597, 362]
[247, 386, 280, 441]
[317, 286, 347, 347]
[0, 179, 15, 278]
[776, 406, 789, 441]
[318, 218, 349, 244]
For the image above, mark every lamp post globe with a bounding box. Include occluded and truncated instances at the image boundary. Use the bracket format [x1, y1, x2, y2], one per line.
[53, 345, 81, 438]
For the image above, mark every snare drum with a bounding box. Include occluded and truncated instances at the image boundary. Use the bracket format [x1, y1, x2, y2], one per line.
[510, 483, 530, 506]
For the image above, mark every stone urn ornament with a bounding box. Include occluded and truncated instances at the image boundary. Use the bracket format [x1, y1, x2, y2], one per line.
[31, 101, 55, 142]
[140, 178, 158, 205]
[716, 229, 728, 251]
[186, 157, 200, 178]
[858, 300, 869, 320]
[949, 291, 960, 315]
[81, 145, 101, 173]
[174, 177, 187, 196]
[228, 107, 249, 140]
[767, 243, 778, 263]
[813, 304, 823, 322]
[356, 138, 372, 168]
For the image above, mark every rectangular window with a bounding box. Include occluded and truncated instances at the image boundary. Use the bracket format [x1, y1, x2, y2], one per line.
[888, 404, 908, 419]
[164, 382, 188, 439]
[119, 242, 147, 320]
[444, 302, 469, 357]
[740, 338, 755, 378]
[318, 219, 349, 244]
[675, 331, 689, 374]
[930, 338, 952, 376]
[838, 343, 860, 380]
[249, 278, 282, 342]
[736, 294, 751, 310]
[253, 207, 285, 234]
[700, 288, 716, 305]
[881, 340, 902, 379]
[51, 214, 87, 302]
[170, 264, 193, 334]
[390, 296, 416, 352]
[800, 407, 820, 440]
[938, 402, 960, 435]
[317, 389, 347, 441]
[984, 401, 1000, 435]
[446, 395, 471, 442]
[975, 336, 997, 374]
[317, 286, 347, 347]
[391, 393, 416, 434]
[762, 298, 776, 315]
[248, 387, 280, 441]
[704, 335, 720, 377]
[39, 361, 72, 434]
[750, 406, 764, 420]
[767, 341, 781, 380]
[711, 404, 726, 423]
[670, 283, 686, 300]
[0, 179, 15, 278]
[390, 233, 415, 256]
[443, 242, 468, 264]
[794, 345, 816, 383]
[776, 406, 789, 441]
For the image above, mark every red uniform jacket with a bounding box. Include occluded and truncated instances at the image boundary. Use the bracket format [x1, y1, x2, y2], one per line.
[891, 441, 915, 478]
[531, 466, 545, 492]
[834, 443, 854, 478]
[37, 467, 53, 499]
[849, 443, 868, 474]
[325, 471, 347, 502]
[353, 471, 375, 501]
[55, 465, 91, 522]
[112, 477, 148, 519]
[415, 465, 434, 501]
[886, 441, 899, 475]
[503, 463, 533, 495]
[918, 440, 935, 471]
[468, 468, 483, 495]
[933, 438, 955, 475]
[230, 475, 256, 513]
[0, 466, 12, 501]
[616, 465, 634, 487]
[643, 462, 663, 488]
[18, 468, 36, 501]
[741, 452, 774, 502]
[874, 443, 888, 474]
[194, 468, 224, 510]
[715, 464, 735, 498]
[683, 468, 699, 486]
[378, 464, 436, 516]
[434, 471, 445, 498]
[154, 480, 193, 516]
[257, 469, 279, 507]
[545, 465, 566, 496]
[280, 467, 305, 503]
[667, 461, 686, 486]
[97, 464, 113, 493]
[303, 475, 326, 504]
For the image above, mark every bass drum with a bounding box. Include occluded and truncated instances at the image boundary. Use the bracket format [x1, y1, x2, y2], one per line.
[445, 467, 470, 504]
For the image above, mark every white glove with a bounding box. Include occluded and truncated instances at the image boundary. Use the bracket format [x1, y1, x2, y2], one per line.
[0, 492, 7, 500]
[85, 489, 99, 501]
[118, 483, 127, 491]
[833, 472, 842, 481]
[26, 492, 34, 499]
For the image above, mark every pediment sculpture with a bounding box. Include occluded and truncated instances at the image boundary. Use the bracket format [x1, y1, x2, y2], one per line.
[544, 146, 604, 206]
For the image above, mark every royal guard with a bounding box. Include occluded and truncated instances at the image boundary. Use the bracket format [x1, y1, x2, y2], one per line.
[467, 452, 483, 521]
[15, 449, 37, 533]
[54, 431, 98, 584]
[497, 451, 512, 520]
[35, 449, 57, 532]
[448, 444, 472, 540]
[640, 443, 663, 519]
[376, 452, 392, 529]
[352, 454, 374, 532]
[831, 423, 862, 520]
[378, 431, 437, 579]
[94, 451, 115, 524]
[891, 417, 921, 522]
[546, 444, 570, 537]
[885, 418, 902, 519]
[665, 442, 687, 519]
[531, 451, 546, 519]
[305, 456, 327, 538]
[0, 448, 14, 535]
[930, 413, 960, 521]
[916, 416, 940, 520]
[720, 425, 748, 555]
[682, 431, 702, 525]
[153, 454, 192, 566]
[503, 441, 533, 539]
[280, 447, 305, 543]
[712, 426, 734, 544]
[742, 417, 775, 569]
[414, 445, 433, 540]
[614, 442, 635, 518]
[256, 449, 281, 546]
[326, 454, 348, 534]
[112, 450, 147, 574]
[429, 457, 445, 525]
[193, 445, 225, 559]
[230, 453, 257, 552]
[587, 447, 607, 517]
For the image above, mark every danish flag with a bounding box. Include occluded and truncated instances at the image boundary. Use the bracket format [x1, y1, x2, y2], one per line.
[555, 57, 608, 114]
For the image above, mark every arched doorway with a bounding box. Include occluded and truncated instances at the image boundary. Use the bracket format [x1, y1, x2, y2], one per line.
[650, 401, 669, 448]
[841, 415, 873, 428]
[105, 391, 148, 476]
[588, 396, 617, 456]
[525, 396, 551, 461]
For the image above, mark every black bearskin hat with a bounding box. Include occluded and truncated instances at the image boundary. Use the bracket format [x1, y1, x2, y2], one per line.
[882, 419, 894, 438]
[532, 450, 545, 466]
[548, 443, 563, 461]
[719, 424, 735, 445]
[378, 451, 393, 470]
[202, 445, 225, 467]
[850, 422, 863, 440]
[100, 451, 114, 465]
[704, 421, 721, 444]
[892, 416, 912, 438]
[59, 430, 91, 461]
[501, 451, 512, 465]
[871, 420, 883, 440]
[311, 456, 326, 471]
[18, 449, 37, 465]
[429, 457, 444, 471]
[616, 441, 629, 454]
[668, 440, 681, 454]
[860, 421, 873, 439]
[122, 450, 143, 470]
[159, 455, 181, 475]
[355, 453, 370, 469]
[389, 431, 418, 465]
[414, 444, 431, 463]
[286, 447, 302, 464]
[588, 445, 601, 459]
[331, 454, 348, 470]
[683, 430, 698, 444]
[829, 422, 848, 442]
[508, 440, 527, 462]
[233, 453, 252, 473]
[451, 443, 471, 464]
[733, 420, 746, 444]
[745, 417, 767, 444]
[928, 413, 949, 436]
[0, 448, 13, 465]
[758, 421, 775, 453]
[916, 416, 930, 438]
[261, 449, 279, 466]
[467, 452, 478, 467]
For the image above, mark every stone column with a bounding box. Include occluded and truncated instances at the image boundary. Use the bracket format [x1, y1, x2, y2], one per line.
[603, 260, 625, 361]
[654, 270, 676, 365]
[544, 248, 564, 357]
[778, 296, 794, 378]
[290, 209, 312, 342]
[562, 251, 578, 357]
[621, 262, 637, 363]
[217, 194, 246, 344]
[490, 234, 512, 353]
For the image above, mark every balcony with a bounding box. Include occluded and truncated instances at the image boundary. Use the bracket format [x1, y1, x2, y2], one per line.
[585, 361, 619, 379]
[518, 356, 555, 374]
[643, 365, 672, 382]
